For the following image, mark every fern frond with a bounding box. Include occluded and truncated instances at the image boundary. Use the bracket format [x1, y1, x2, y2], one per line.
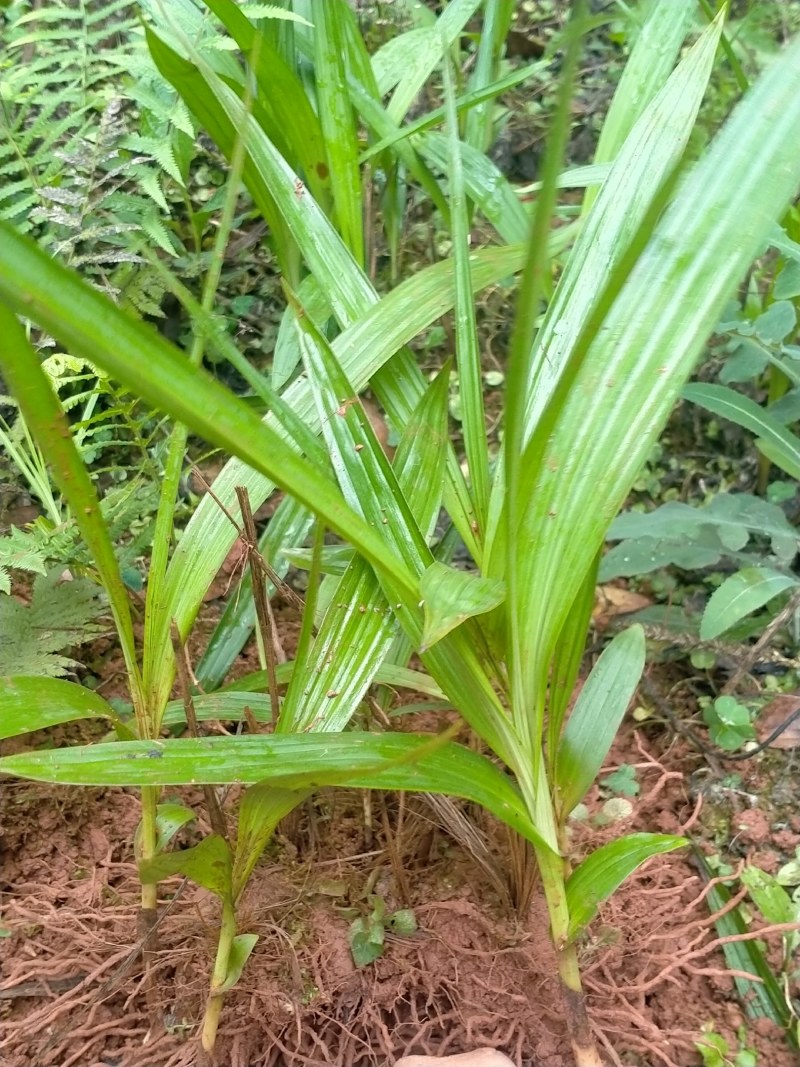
[0, 528, 48, 595]
[0, 569, 107, 677]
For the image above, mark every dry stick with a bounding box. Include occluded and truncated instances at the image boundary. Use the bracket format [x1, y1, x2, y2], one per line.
[379, 794, 411, 906]
[190, 466, 304, 612]
[235, 485, 282, 726]
[721, 586, 800, 696]
[170, 620, 228, 840]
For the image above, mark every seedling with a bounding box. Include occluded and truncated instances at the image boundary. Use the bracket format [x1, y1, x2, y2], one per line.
[2, 3, 800, 1064]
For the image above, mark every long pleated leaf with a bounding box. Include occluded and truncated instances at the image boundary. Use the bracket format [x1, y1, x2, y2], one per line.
[0, 676, 122, 740]
[585, 0, 694, 210]
[463, 0, 514, 153]
[200, 0, 332, 210]
[296, 302, 431, 580]
[442, 53, 490, 531]
[0, 227, 419, 614]
[359, 59, 546, 164]
[147, 27, 481, 565]
[520, 14, 723, 455]
[510, 31, 800, 722]
[313, 0, 363, 261]
[0, 733, 549, 851]
[384, 0, 482, 124]
[684, 382, 800, 480]
[291, 282, 522, 775]
[279, 370, 449, 735]
[0, 222, 537, 718]
[417, 131, 530, 245]
[0, 307, 142, 707]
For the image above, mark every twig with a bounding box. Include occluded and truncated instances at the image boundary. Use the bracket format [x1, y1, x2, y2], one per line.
[170, 620, 228, 840]
[190, 466, 303, 611]
[721, 586, 800, 696]
[236, 485, 283, 726]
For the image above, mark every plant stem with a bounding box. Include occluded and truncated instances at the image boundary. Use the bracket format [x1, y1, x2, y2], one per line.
[201, 896, 237, 1053]
[138, 785, 161, 1022]
[537, 845, 600, 1067]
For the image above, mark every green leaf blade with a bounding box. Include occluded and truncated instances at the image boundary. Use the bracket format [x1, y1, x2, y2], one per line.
[700, 566, 798, 640]
[0, 676, 119, 740]
[555, 625, 645, 818]
[0, 732, 551, 853]
[139, 834, 233, 902]
[683, 382, 800, 480]
[419, 561, 505, 652]
[565, 833, 686, 941]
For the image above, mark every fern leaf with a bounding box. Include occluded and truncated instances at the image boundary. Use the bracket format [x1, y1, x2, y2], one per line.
[0, 570, 107, 677]
[0, 529, 49, 595]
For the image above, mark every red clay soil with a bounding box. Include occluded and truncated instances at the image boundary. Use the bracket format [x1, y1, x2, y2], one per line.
[2, 707, 799, 1066]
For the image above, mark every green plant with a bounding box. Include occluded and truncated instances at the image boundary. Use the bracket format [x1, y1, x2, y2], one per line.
[696, 1023, 758, 1067]
[1, 3, 800, 1064]
[0, 568, 107, 676]
[0, 1, 188, 267]
[741, 863, 800, 1016]
[346, 891, 418, 968]
[694, 849, 798, 1054]
[701, 694, 758, 751]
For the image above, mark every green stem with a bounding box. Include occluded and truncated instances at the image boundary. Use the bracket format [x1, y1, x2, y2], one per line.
[143, 34, 262, 722]
[537, 845, 600, 1067]
[139, 786, 160, 912]
[201, 895, 237, 1053]
[137, 785, 161, 1026]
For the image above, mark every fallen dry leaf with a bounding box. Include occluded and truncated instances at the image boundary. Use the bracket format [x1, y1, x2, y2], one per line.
[593, 584, 652, 629]
[756, 693, 800, 750]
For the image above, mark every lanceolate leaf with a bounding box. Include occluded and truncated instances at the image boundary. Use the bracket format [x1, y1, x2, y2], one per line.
[200, 0, 332, 210]
[0, 676, 121, 740]
[588, 0, 694, 190]
[565, 833, 686, 941]
[294, 293, 430, 582]
[0, 226, 421, 630]
[0, 733, 551, 852]
[139, 833, 233, 901]
[417, 131, 530, 245]
[0, 221, 570, 717]
[313, 0, 363, 262]
[546, 554, 600, 771]
[700, 566, 798, 641]
[218, 934, 259, 994]
[359, 60, 546, 164]
[384, 0, 482, 124]
[507, 30, 800, 730]
[233, 783, 306, 899]
[419, 562, 505, 652]
[683, 382, 800, 480]
[693, 848, 795, 1030]
[442, 52, 490, 530]
[279, 369, 449, 735]
[520, 15, 723, 448]
[555, 625, 645, 818]
[0, 308, 142, 708]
